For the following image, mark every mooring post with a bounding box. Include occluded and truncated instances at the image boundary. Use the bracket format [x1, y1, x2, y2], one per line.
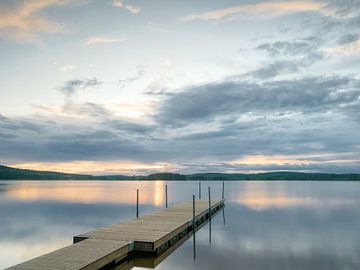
[192, 195, 196, 230]
[199, 181, 201, 199]
[193, 194, 196, 261]
[165, 184, 168, 208]
[222, 181, 225, 200]
[136, 189, 139, 218]
[208, 186, 211, 217]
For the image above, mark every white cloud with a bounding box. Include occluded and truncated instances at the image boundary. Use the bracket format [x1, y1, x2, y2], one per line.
[160, 59, 175, 68]
[85, 36, 125, 45]
[125, 5, 141, 14]
[182, 1, 329, 21]
[112, 0, 141, 14]
[112, 0, 123, 8]
[60, 65, 77, 72]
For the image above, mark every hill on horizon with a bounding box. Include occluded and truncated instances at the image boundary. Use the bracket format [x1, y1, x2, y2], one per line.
[1, 164, 360, 181]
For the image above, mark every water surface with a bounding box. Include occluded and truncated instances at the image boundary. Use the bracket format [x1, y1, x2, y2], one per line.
[0, 180, 359, 269]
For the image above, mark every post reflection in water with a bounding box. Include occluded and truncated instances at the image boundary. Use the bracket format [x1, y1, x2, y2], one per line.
[1, 180, 360, 270]
[222, 207, 226, 226]
[193, 228, 196, 261]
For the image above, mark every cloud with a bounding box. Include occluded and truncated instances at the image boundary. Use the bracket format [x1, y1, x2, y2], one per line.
[112, 0, 141, 14]
[337, 33, 360, 45]
[125, 5, 141, 14]
[0, 0, 74, 42]
[160, 59, 175, 68]
[85, 36, 125, 45]
[112, 0, 123, 8]
[182, 1, 328, 21]
[60, 65, 77, 72]
[118, 66, 145, 89]
[323, 0, 360, 18]
[58, 78, 102, 97]
[322, 38, 360, 55]
[246, 61, 299, 79]
[1, 94, 360, 174]
[256, 38, 325, 65]
[156, 76, 360, 125]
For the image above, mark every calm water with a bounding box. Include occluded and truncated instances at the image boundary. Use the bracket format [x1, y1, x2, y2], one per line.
[1, 180, 360, 269]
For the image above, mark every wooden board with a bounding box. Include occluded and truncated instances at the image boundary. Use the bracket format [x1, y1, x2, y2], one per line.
[6, 239, 130, 270]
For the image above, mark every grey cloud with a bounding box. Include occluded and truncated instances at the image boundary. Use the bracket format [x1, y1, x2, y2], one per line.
[337, 33, 359, 45]
[106, 120, 155, 135]
[256, 39, 325, 68]
[156, 76, 360, 126]
[62, 102, 110, 118]
[178, 161, 360, 174]
[325, 0, 360, 18]
[59, 77, 102, 97]
[1, 107, 360, 173]
[2, 74, 360, 174]
[256, 40, 316, 57]
[246, 61, 299, 79]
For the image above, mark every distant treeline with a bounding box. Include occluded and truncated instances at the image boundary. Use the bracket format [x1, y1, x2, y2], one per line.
[1, 165, 360, 181]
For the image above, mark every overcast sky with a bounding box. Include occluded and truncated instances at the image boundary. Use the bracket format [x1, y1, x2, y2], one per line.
[0, 0, 360, 175]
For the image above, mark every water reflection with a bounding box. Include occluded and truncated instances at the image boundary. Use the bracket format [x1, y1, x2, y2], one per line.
[4, 181, 166, 205]
[1, 181, 360, 270]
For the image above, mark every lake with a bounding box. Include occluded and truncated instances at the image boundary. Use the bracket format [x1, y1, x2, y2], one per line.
[0, 180, 360, 269]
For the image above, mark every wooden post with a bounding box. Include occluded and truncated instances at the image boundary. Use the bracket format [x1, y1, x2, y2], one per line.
[193, 195, 196, 260]
[222, 181, 225, 199]
[136, 189, 139, 218]
[165, 185, 168, 208]
[208, 186, 211, 217]
[199, 181, 201, 199]
[192, 195, 195, 230]
[208, 186, 212, 243]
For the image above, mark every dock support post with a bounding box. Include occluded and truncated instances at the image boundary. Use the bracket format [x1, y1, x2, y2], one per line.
[192, 195, 196, 230]
[208, 186, 212, 244]
[193, 194, 196, 260]
[208, 186, 211, 216]
[165, 185, 168, 208]
[199, 181, 201, 199]
[136, 189, 139, 218]
[222, 181, 225, 199]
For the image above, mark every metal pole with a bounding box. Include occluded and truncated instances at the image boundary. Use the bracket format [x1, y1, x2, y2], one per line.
[199, 181, 201, 199]
[222, 181, 225, 200]
[192, 195, 196, 230]
[208, 186, 211, 217]
[136, 189, 139, 218]
[165, 185, 168, 208]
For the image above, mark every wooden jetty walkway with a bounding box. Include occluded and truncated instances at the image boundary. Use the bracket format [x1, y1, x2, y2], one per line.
[7, 199, 225, 270]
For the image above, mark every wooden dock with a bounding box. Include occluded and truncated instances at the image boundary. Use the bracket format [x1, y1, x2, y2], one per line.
[7, 199, 225, 270]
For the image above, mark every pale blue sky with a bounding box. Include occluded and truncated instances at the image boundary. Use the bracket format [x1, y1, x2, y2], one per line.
[0, 0, 360, 174]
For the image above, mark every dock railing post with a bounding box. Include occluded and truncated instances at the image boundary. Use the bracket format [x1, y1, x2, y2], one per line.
[165, 184, 168, 208]
[136, 189, 139, 218]
[199, 181, 201, 199]
[208, 186, 211, 217]
[192, 195, 196, 230]
[222, 181, 225, 200]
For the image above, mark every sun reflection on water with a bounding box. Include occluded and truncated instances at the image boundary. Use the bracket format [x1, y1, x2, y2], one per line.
[5, 181, 165, 206]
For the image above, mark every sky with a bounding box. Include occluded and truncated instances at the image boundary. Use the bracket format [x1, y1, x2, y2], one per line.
[0, 0, 360, 175]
